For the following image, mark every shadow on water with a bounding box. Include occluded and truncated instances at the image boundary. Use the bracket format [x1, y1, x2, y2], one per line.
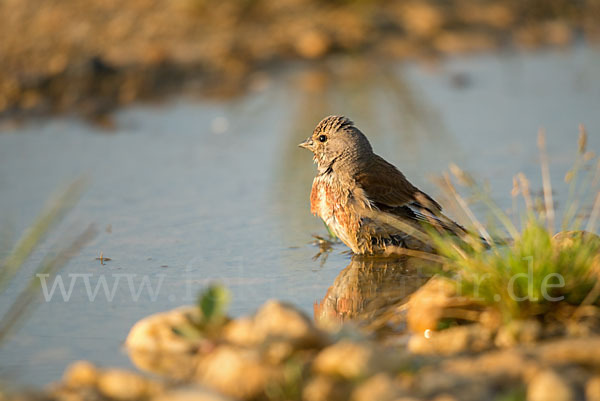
[314, 255, 439, 337]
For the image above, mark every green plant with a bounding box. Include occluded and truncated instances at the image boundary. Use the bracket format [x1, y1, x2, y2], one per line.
[173, 284, 231, 339]
[265, 357, 305, 401]
[431, 128, 600, 321]
[0, 178, 94, 345]
[198, 283, 231, 327]
[495, 385, 526, 401]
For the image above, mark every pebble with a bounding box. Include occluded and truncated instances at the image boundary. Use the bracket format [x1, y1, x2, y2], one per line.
[125, 306, 201, 353]
[527, 370, 575, 401]
[62, 361, 98, 388]
[196, 345, 271, 400]
[350, 373, 404, 401]
[586, 376, 600, 401]
[408, 325, 492, 355]
[151, 387, 234, 401]
[97, 369, 158, 401]
[313, 340, 404, 380]
[302, 376, 352, 401]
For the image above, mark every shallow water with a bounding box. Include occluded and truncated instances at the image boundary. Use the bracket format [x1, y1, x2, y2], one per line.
[1, 44, 599, 387]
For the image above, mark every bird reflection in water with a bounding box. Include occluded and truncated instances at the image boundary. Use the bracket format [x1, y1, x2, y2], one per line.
[314, 255, 439, 337]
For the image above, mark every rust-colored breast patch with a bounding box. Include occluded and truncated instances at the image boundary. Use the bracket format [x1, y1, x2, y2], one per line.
[311, 177, 337, 222]
[310, 179, 321, 215]
[313, 177, 361, 249]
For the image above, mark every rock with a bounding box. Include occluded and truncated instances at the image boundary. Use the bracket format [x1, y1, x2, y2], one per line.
[126, 306, 202, 353]
[586, 376, 600, 401]
[558, 365, 593, 395]
[312, 340, 404, 380]
[433, 32, 497, 54]
[417, 370, 460, 395]
[126, 306, 202, 379]
[128, 348, 199, 380]
[62, 361, 99, 388]
[252, 300, 329, 349]
[431, 396, 459, 401]
[20, 90, 41, 109]
[441, 349, 538, 381]
[151, 387, 235, 401]
[97, 369, 161, 401]
[527, 369, 575, 401]
[222, 317, 257, 346]
[544, 21, 572, 47]
[223, 300, 329, 363]
[295, 31, 330, 59]
[400, 2, 444, 38]
[406, 278, 458, 334]
[456, 3, 514, 29]
[495, 320, 541, 347]
[408, 325, 493, 356]
[196, 345, 273, 400]
[377, 37, 421, 59]
[536, 337, 600, 367]
[260, 339, 296, 364]
[350, 373, 404, 401]
[567, 305, 600, 337]
[302, 376, 352, 401]
[416, 369, 492, 400]
[478, 309, 502, 330]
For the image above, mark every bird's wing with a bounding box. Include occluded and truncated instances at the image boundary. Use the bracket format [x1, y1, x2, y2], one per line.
[354, 155, 486, 245]
[354, 155, 469, 237]
[354, 155, 442, 213]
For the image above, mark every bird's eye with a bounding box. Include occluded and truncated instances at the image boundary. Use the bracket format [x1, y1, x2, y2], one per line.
[318, 135, 327, 142]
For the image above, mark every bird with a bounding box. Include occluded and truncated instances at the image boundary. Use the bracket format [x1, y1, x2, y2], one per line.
[299, 115, 473, 255]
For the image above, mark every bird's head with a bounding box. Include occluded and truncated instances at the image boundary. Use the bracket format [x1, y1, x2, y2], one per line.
[298, 115, 373, 173]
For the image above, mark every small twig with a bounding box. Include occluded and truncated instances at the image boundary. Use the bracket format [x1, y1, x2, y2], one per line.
[562, 125, 593, 230]
[585, 191, 600, 234]
[538, 129, 555, 234]
[95, 251, 112, 265]
[0, 178, 87, 293]
[441, 308, 482, 323]
[580, 279, 600, 306]
[443, 173, 493, 245]
[590, 159, 600, 192]
[511, 175, 520, 229]
[0, 225, 97, 345]
[517, 173, 534, 213]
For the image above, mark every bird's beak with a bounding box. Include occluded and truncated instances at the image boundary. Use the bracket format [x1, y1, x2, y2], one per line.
[298, 138, 314, 150]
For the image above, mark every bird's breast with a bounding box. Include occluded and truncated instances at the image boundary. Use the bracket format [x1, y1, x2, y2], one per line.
[310, 175, 340, 220]
[310, 175, 361, 251]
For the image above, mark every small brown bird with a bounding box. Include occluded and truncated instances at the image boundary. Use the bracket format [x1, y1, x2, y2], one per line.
[299, 115, 469, 255]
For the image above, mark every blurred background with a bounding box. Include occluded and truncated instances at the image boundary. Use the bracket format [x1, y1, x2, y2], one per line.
[1, 0, 600, 119]
[1, 0, 600, 389]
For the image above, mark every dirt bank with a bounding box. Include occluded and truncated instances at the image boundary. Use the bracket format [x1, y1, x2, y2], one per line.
[1, 0, 599, 121]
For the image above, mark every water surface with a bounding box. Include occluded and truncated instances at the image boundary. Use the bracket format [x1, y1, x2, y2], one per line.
[1, 44, 599, 386]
